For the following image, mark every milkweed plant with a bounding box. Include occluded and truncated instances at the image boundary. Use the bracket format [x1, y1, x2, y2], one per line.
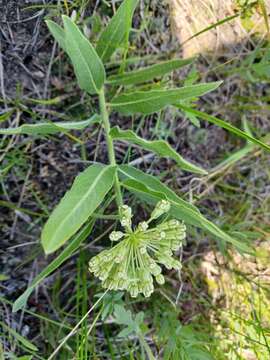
[8, 0, 266, 314]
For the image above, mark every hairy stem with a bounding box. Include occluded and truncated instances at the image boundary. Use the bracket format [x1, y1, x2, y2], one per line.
[99, 87, 123, 208]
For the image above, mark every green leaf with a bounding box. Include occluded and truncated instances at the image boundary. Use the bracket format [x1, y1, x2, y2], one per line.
[110, 82, 222, 115]
[114, 304, 137, 337]
[118, 165, 252, 253]
[96, 0, 139, 62]
[62, 15, 105, 94]
[0, 110, 14, 123]
[117, 326, 134, 337]
[41, 164, 116, 254]
[119, 165, 200, 215]
[13, 222, 93, 312]
[107, 58, 193, 86]
[0, 321, 38, 351]
[114, 305, 133, 326]
[111, 126, 206, 175]
[212, 143, 254, 172]
[0, 115, 100, 135]
[179, 105, 270, 153]
[46, 20, 67, 52]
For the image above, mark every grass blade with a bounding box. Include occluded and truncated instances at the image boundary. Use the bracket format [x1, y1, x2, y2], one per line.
[1, 321, 38, 351]
[179, 105, 270, 152]
[182, 13, 239, 45]
[13, 222, 93, 312]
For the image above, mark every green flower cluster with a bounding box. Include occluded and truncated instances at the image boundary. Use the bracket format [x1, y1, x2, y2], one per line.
[89, 200, 186, 298]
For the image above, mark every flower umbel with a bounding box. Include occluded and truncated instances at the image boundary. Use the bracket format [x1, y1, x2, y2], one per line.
[89, 200, 186, 298]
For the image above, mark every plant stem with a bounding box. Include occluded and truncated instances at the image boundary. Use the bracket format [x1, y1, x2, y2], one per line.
[139, 334, 156, 360]
[48, 290, 109, 360]
[99, 87, 123, 208]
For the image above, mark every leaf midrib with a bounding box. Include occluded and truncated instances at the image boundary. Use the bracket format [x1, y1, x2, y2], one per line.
[112, 128, 205, 173]
[110, 84, 215, 107]
[118, 166, 200, 213]
[0, 119, 93, 134]
[114, 131, 185, 161]
[64, 17, 98, 94]
[99, 14, 123, 60]
[45, 165, 110, 247]
[122, 176, 239, 246]
[107, 59, 191, 84]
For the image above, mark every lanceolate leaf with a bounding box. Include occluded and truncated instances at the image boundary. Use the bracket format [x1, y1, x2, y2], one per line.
[107, 58, 194, 86]
[13, 221, 93, 312]
[62, 15, 105, 94]
[119, 165, 199, 212]
[0, 321, 38, 351]
[46, 20, 67, 52]
[111, 127, 207, 175]
[118, 165, 251, 253]
[179, 105, 270, 153]
[110, 82, 222, 115]
[96, 0, 139, 62]
[0, 115, 100, 135]
[41, 164, 116, 254]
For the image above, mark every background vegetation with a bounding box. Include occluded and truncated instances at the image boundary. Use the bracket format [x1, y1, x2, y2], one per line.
[0, 0, 269, 359]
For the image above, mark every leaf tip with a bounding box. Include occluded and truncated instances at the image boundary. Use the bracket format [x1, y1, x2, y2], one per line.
[215, 80, 223, 87]
[200, 169, 208, 175]
[12, 299, 24, 313]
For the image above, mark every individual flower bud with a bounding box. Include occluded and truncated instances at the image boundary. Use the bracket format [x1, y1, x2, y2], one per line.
[114, 256, 123, 264]
[171, 259, 182, 269]
[150, 200, 171, 220]
[109, 231, 125, 242]
[155, 274, 165, 285]
[138, 221, 149, 232]
[118, 279, 128, 290]
[157, 256, 173, 270]
[139, 269, 152, 282]
[120, 205, 132, 219]
[160, 231, 166, 239]
[119, 205, 133, 230]
[89, 257, 101, 272]
[120, 217, 132, 229]
[143, 282, 154, 297]
[168, 219, 180, 228]
[150, 264, 162, 276]
[129, 283, 139, 298]
[144, 289, 152, 297]
[102, 277, 114, 289]
[99, 270, 109, 281]
[139, 246, 147, 254]
[117, 271, 127, 280]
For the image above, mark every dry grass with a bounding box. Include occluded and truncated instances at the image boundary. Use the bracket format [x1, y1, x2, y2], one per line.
[169, 0, 270, 57]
